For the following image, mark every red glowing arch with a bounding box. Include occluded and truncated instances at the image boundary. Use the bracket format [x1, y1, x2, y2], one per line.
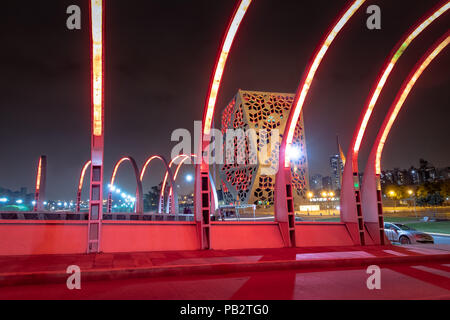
[195, 0, 253, 249]
[107, 156, 143, 214]
[159, 154, 192, 214]
[274, 0, 366, 247]
[76, 160, 91, 213]
[161, 154, 219, 214]
[139, 155, 175, 213]
[33, 155, 47, 212]
[361, 33, 449, 244]
[340, 2, 450, 236]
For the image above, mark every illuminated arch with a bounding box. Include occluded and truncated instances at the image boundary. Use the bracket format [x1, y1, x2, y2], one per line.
[340, 2, 450, 235]
[107, 156, 143, 214]
[195, 0, 253, 249]
[274, 0, 366, 247]
[33, 155, 47, 212]
[160, 154, 218, 214]
[139, 155, 175, 213]
[87, 0, 105, 253]
[281, 0, 366, 166]
[160, 154, 190, 214]
[76, 160, 91, 213]
[361, 33, 449, 244]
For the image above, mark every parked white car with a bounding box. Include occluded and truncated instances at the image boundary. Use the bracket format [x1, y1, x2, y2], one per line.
[384, 222, 434, 244]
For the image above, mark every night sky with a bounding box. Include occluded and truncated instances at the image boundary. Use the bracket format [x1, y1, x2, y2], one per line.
[0, 0, 449, 200]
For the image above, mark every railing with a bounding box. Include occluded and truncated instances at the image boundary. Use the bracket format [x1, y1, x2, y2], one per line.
[0, 211, 194, 222]
[0, 211, 88, 220]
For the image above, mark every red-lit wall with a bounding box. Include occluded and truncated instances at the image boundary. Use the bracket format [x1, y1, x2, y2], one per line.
[295, 222, 354, 246]
[210, 222, 285, 250]
[100, 221, 200, 252]
[0, 221, 88, 256]
[0, 220, 357, 256]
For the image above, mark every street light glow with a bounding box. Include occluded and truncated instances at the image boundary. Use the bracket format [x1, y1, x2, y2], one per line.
[286, 145, 301, 161]
[186, 174, 193, 182]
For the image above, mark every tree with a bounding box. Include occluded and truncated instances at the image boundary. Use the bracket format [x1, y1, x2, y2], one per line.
[143, 183, 162, 212]
[384, 185, 407, 200]
[428, 192, 444, 206]
[440, 179, 450, 198]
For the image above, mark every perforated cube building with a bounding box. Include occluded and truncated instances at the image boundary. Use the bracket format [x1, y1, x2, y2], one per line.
[220, 90, 309, 212]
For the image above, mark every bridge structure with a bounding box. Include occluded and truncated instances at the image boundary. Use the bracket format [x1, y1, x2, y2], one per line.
[0, 0, 449, 256]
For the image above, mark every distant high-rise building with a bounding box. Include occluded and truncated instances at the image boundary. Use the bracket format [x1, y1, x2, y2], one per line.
[330, 154, 343, 190]
[380, 160, 446, 186]
[408, 167, 420, 184]
[438, 167, 450, 180]
[322, 176, 332, 190]
[310, 174, 323, 191]
[418, 159, 437, 183]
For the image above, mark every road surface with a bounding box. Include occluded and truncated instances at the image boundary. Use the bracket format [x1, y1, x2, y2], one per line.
[0, 262, 448, 300]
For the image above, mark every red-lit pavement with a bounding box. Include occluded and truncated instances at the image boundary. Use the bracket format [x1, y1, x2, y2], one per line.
[0, 245, 449, 299]
[0, 262, 449, 300]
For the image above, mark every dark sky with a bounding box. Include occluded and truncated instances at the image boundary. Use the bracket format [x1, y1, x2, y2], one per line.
[0, 0, 449, 200]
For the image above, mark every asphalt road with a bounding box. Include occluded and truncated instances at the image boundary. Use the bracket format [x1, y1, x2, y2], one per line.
[0, 262, 448, 300]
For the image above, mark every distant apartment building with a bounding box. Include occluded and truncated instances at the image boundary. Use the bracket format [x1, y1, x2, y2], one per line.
[380, 159, 447, 186]
[330, 154, 344, 190]
[310, 174, 323, 191]
[322, 176, 333, 190]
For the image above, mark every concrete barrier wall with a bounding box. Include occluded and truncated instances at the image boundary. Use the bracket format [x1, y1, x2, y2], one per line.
[0, 220, 357, 256]
[210, 222, 284, 250]
[100, 221, 200, 252]
[0, 220, 88, 256]
[295, 222, 354, 246]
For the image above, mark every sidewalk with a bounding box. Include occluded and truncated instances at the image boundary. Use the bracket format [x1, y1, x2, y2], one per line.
[1, 245, 449, 287]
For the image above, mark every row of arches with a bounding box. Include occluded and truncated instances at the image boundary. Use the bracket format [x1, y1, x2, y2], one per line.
[75, 154, 218, 215]
[28, 0, 448, 250]
[193, 0, 449, 248]
[76, 155, 171, 214]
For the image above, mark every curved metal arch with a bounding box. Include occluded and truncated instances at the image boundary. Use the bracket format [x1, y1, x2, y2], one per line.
[139, 155, 175, 213]
[361, 33, 449, 244]
[195, 0, 253, 250]
[159, 154, 191, 214]
[274, 0, 366, 247]
[107, 156, 143, 214]
[340, 1, 450, 229]
[160, 154, 219, 214]
[280, 0, 366, 166]
[34, 155, 47, 212]
[76, 160, 91, 213]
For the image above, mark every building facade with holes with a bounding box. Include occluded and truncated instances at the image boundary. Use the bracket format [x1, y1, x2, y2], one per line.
[220, 90, 309, 213]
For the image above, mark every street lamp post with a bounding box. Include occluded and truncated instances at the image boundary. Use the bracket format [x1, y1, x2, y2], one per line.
[388, 190, 396, 213]
[408, 189, 417, 219]
[328, 191, 335, 215]
[307, 191, 313, 216]
[321, 191, 327, 217]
